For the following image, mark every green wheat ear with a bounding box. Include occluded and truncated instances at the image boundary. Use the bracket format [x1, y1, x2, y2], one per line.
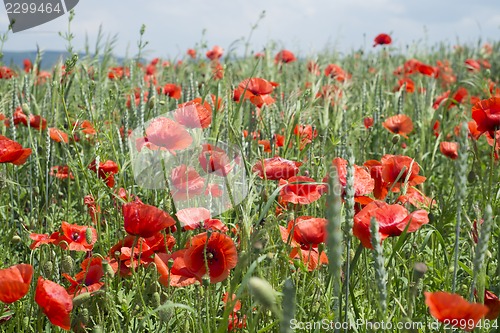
[280, 278, 296, 333]
[370, 216, 387, 318]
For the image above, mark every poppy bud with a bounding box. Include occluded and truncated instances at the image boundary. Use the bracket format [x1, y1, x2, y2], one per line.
[468, 170, 477, 183]
[73, 292, 92, 307]
[167, 258, 174, 269]
[21, 103, 30, 114]
[152, 292, 161, 308]
[61, 255, 74, 274]
[85, 227, 93, 245]
[148, 96, 156, 109]
[392, 135, 400, 144]
[102, 260, 115, 278]
[11, 235, 21, 244]
[42, 261, 53, 277]
[318, 243, 325, 254]
[93, 325, 103, 333]
[413, 262, 427, 281]
[428, 212, 436, 223]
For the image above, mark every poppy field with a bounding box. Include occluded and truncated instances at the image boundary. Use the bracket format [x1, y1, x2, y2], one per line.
[1, 26, 500, 332]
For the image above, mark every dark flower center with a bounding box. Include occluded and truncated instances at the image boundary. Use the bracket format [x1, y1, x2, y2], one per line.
[72, 232, 80, 241]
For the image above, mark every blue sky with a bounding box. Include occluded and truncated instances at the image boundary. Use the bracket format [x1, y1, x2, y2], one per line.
[1, 0, 499, 58]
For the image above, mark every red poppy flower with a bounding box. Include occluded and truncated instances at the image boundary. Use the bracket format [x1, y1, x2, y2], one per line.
[373, 33, 392, 47]
[307, 60, 320, 75]
[145, 117, 193, 153]
[234, 78, 277, 108]
[252, 157, 302, 181]
[363, 160, 388, 200]
[239, 78, 274, 96]
[274, 50, 296, 64]
[433, 87, 468, 109]
[176, 207, 211, 230]
[109, 233, 175, 276]
[281, 216, 327, 248]
[28, 115, 47, 130]
[58, 221, 97, 251]
[396, 187, 435, 209]
[154, 251, 199, 287]
[434, 60, 456, 86]
[294, 124, 318, 150]
[472, 97, 500, 136]
[382, 114, 414, 138]
[381, 154, 426, 188]
[63, 257, 104, 296]
[440, 142, 459, 160]
[279, 217, 329, 271]
[353, 201, 428, 248]
[88, 159, 119, 187]
[274, 133, 285, 147]
[364, 117, 374, 129]
[278, 176, 324, 205]
[485, 130, 500, 151]
[198, 143, 234, 176]
[29, 232, 60, 249]
[108, 66, 130, 80]
[170, 164, 205, 201]
[257, 140, 271, 153]
[288, 247, 328, 271]
[424, 291, 488, 332]
[206, 45, 224, 60]
[394, 78, 415, 93]
[0, 135, 32, 165]
[483, 290, 500, 320]
[50, 166, 74, 180]
[163, 83, 182, 99]
[0, 264, 33, 303]
[23, 58, 32, 72]
[324, 64, 349, 82]
[321, 157, 374, 203]
[203, 218, 228, 233]
[3, 107, 27, 127]
[84, 194, 101, 224]
[187, 48, 196, 59]
[49, 128, 69, 143]
[417, 63, 436, 77]
[465, 59, 481, 72]
[174, 101, 211, 129]
[184, 232, 238, 283]
[211, 61, 224, 80]
[79, 120, 97, 136]
[126, 89, 149, 108]
[35, 277, 73, 330]
[123, 201, 176, 238]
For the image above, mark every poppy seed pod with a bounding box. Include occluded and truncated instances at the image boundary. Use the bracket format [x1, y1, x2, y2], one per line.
[61, 255, 74, 274]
